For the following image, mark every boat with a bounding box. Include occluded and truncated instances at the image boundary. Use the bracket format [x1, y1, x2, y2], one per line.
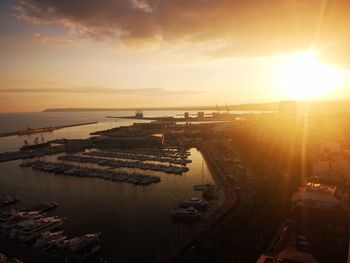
[68, 233, 101, 252]
[33, 231, 66, 248]
[171, 207, 200, 221]
[3, 214, 43, 232]
[23, 201, 58, 213]
[193, 183, 215, 191]
[0, 194, 20, 207]
[17, 217, 64, 242]
[180, 197, 208, 210]
[0, 209, 21, 222]
[193, 161, 215, 191]
[52, 238, 72, 250]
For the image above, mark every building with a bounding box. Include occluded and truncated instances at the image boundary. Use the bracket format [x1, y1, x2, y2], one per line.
[184, 112, 189, 119]
[291, 182, 339, 209]
[197, 111, 205, 119]
[135, 110, 144, 118]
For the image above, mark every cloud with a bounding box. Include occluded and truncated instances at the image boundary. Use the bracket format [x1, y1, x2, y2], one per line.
[33, 32, 82, 47]
[13, 0, 350, 64]
[0, 86, 197, 95]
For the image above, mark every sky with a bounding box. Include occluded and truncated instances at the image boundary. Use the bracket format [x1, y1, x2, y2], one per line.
[0, 0, 350, 112]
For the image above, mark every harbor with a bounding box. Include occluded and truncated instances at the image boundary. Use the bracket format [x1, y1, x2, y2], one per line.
[0, 111, 241, 262]
[0, 143, 218, 262]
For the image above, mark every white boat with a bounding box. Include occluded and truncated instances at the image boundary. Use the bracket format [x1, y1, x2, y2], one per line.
[8, 217, 44, 240]
[68, 233, 101, 252]
[180, 197, 208, 210]
[33, 231, 65, 248]
[171, 207, 200, 221]
[0, 210, 41, 223]
[2, 214, 42, 231]
[17, 217, 64, 242]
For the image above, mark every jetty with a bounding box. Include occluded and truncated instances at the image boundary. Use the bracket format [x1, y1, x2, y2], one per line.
[0, 122, 98, 138]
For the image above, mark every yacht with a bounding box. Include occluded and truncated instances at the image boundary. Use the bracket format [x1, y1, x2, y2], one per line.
[24, 201, 58, 213]
[193, 184, 215, 191]
[1, 214, 42, 231]
[0, 194, 20, 207]
[17, 217, 64, 243]
[171, 207, 200, 221]
[8, 217, 43, 240]
[33, 231, 66, 248]
[68, 233, 101, 252]
[180, 197, 208, 210]
[0, 210, 41, 223]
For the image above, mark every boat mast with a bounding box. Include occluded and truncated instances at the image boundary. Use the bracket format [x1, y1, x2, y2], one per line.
[201, 160, 204, 185]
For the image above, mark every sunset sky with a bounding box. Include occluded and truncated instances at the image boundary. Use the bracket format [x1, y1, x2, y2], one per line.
[0, 0, 350, 112]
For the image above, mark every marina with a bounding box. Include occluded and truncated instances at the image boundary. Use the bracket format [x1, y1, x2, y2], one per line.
[0, 111, 229, 262]
[0, 142, 216, 262]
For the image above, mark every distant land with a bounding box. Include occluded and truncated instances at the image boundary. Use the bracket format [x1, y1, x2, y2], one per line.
[43, 102, 279, 112]
[43, 100, 350, 114]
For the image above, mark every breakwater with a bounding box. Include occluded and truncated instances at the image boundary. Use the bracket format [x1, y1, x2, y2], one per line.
[0, 122, 98, 138]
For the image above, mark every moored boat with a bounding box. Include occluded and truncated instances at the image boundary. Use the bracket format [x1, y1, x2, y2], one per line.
[171, 207, 200, 221]
[17, 216, 64, 242]
[179, 197, 208, 210]
[68, 233, 101, 252]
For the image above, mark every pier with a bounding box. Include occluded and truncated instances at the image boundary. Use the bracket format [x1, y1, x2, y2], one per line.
[0, 122, 98, 138]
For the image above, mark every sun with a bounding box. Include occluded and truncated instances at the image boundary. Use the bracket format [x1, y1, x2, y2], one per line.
[276, 50, 344, 100]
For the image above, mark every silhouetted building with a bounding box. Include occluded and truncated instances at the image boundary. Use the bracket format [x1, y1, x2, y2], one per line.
[197, 111, 205, 118]
[184, 112, 189, 119]
[135, 110, 143, 118]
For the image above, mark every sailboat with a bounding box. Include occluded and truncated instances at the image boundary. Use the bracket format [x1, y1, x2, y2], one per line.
[193, 161, 213, 191]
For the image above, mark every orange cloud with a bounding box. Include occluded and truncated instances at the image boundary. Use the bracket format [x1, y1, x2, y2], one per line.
[13, 0, 350, 65]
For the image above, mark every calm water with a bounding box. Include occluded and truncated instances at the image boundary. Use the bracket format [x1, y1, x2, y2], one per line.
[0, 111, 216, 262]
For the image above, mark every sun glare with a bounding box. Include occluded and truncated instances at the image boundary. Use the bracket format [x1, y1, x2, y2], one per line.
[277, 50, 344, 100]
